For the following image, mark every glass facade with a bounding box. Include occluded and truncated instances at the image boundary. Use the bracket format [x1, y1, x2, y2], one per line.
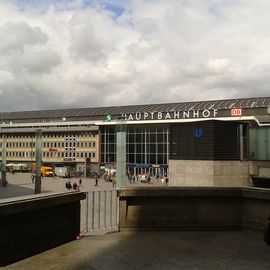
[249, 127, 270, 160]
[101, 124, 169, 176]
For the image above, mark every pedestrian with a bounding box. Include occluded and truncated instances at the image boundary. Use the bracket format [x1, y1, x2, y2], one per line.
[67, 181, 72, 190]
[165, 177, 169, 186]
[147, 174, 151, 184]
[95, 173, 99, 187]
[79, 178, 83, 187]
[128, 174, 132, 183]
[73, 182, 79, 190]
[65, 181, 69, 190]
[161, 177, 165, 185]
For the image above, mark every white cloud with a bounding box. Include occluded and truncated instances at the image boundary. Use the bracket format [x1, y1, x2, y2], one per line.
[0, 0, 269, 112]
[0, 21, 47, 53]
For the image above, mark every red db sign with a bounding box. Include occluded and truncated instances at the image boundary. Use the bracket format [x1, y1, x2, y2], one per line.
[231, 108, 242, 116]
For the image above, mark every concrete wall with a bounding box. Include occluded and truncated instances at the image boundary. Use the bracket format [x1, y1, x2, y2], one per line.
[118, 187, 270, 231]
[169, 160, 250, 187]
[0, 192, 86, 266]
[249, 161, 270, 177]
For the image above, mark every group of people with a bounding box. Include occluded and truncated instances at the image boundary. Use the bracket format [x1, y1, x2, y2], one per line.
[62, 170, 169, 189]
[103, 172, 116, 187]
[65, 178, 83, 191]
[127, 173, 169, 186]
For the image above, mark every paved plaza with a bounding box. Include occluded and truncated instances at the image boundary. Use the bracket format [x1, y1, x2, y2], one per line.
[1, 173, 270, 269]
[3, 230, 270, 270]
[0, 172, 164, 199]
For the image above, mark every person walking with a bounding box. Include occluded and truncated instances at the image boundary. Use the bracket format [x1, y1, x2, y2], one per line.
[165, 177, 169, 187]
[67, 181, 72, 190]
[65, 180, 69, 190]
[31, 174, 35, 183]
[73, 182, 79, 190]
[95, 173, 99, 187]
[79, 178, 83, 187]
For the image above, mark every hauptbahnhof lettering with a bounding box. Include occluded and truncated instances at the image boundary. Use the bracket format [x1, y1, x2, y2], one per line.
[0, 97, 270, 186]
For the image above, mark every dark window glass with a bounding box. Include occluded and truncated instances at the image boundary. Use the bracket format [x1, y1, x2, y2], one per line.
[128, 154, 135, 163]
[157, 144, 163, 153]
[157, 155, 164, 164]
[157, 134, 163, 142]
[136, 133, 143, 143]
[128, 144, 135, 153]
[109, 143, 115, 153]
[150, 133, 156, 143]
[128, 134, 135, 143]
[150, 154, 156, 164]
[150, 144, 156, 153]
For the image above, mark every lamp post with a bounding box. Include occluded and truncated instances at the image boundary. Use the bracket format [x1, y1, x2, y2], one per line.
[1, 134, 7, 186]
[30, 134, 33, 173]
[116, 117, 127, 188]
[35, 129, 42, 194]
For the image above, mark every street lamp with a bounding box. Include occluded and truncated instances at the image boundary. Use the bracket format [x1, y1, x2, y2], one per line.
[1, 134, 7, 186]
[35, 129, 42, 194]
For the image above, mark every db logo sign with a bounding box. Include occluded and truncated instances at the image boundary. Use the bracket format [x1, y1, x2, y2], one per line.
[231, 108, 242, 116]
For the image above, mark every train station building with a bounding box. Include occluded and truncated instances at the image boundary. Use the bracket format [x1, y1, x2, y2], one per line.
[0, 97, 270, 187]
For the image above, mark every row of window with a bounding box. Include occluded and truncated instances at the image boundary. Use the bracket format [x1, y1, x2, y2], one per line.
[1, 151, 96, 158]
[1, 141, 96, 148]
[101, 143, 168, 153]
[0, 132, 97, 139]
[101, 153, 167, 164]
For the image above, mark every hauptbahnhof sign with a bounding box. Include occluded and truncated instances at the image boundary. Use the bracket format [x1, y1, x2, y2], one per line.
[121, 109, 219, 121]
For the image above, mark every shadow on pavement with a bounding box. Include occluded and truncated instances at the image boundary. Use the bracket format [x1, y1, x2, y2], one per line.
[4, 230, 270, 270]
[0, 183, 36, 199]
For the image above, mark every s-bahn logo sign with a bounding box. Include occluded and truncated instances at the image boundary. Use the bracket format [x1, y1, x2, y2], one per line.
[121, 109, 218, 121]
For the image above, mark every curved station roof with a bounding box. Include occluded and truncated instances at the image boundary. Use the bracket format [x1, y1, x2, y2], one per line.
[0, 97, 270, 124]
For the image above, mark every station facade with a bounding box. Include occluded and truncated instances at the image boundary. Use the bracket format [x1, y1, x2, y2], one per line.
[0, 97, 270, 186]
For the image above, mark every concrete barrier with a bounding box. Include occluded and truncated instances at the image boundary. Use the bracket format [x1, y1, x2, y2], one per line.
[0, 192, 86, 266]
[118, 187, 270, 231]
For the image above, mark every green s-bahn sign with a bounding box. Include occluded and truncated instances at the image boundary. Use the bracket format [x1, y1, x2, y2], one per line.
[105, 114, 112, 121]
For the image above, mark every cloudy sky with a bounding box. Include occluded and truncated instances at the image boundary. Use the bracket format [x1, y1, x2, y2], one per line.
[0, 0, 270, 112]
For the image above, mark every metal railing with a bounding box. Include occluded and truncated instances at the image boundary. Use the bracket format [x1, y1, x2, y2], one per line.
[80, 189, 119, 235]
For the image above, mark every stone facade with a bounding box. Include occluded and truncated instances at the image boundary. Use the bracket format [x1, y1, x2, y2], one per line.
[169, 160, 251, 187]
